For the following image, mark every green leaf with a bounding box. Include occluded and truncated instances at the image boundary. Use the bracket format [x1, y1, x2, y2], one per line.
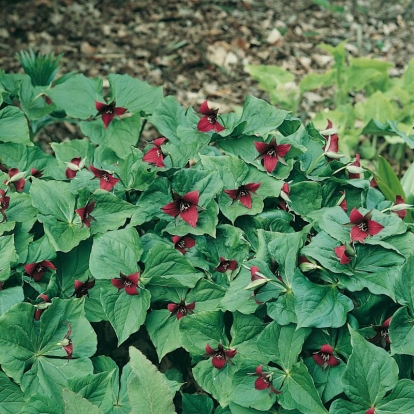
[0, 370, 25, 414]
[62, 389, 103, 414]
[0, 286, 24, 316]
[101, 289, 150, 345]
[142, 244, 204, 288]
[181, 393, 214, 414]
[328, 399, 366, 414]
[0, 106, 31, 146]
[375, 156, 406, 200]
[279, 362, 328, 414]
[0, 235, 18, 282]
[389, 307, 414, 357]
[185, 279, 226, 313]
[395, 255, 414, 312]
[89, 227, 142, 279]
[375, 379, 414, 413]
[289, 182, 322, 216]
[128, 346, 176, 414]
[342, 327, 399, 406]
[257, 322, 311, 370]
[47, 74, 102, 119]
[292, 270, 354, 328]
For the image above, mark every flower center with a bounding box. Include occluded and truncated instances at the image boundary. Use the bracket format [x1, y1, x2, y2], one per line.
[177, 240, 186, 248]
[266, 148, 276, 157]
[157, 149, 162, 157]
[238, 187, 248, 197]
[124, 279, 133, 287]
[102, 174, 111, 182]
[358, 221, 368, 232]
[84, 211, 89, 219]
[105, 107, 114, 114]
[35, 265, 44, 273]
[207, 114, 217, 124]
[222, 262, 230, 270]
[321, 352, 331, 361]
[178, 305, 187, 315]
[381, 328, 389, 339]
[180, 201, 191, 211]
[215, 350, 225, 359]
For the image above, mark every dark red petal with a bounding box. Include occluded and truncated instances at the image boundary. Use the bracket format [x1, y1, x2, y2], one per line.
[176, 311, 185, 320]
[13, 178, 26, 192]
[172, 236, 181, 244]
[126, 272, 139, 286]
[124, 284, 139, 295]
[154, 137, 167, 147]
[312, 353, 325, 366]
[254, 141, 271, 154]
[244, 182, 261, 193]
[351, 225, 368, 243]
[326, 355, 340, 366]
[340, 199, 348, 212]
[95, 101, 107, 111]
[113, 107, 127, 115]
[85, 279, 95, 289]
[224, 348, 237, 358]
[63, 343, 73, 358]
[320, 344, 334, 354]
[86, 201, 96, 214]
[263, 154, 277, 173]
[255, 365, 264, 375]
[349, 207, 364, 224]
[276, 143, 291, 157]
[326, 135, 339, 153]
[66, 168, 77, 179]
[199, 100, 212, 115]
[101, 175, 119, 191]
[24, 263, 37, 276]
[183, 236, 196, 248]
[186, 302, 196, 311]
[89, 165, 104, 178]
[365, 408, 375, 414]
[282, 182, 289, 194]
[228, 260, 238, 271]
[162, 201, 180, 218]
[326, 119, 333, 129]
[182, 190, 199, 205]
[168, 303, 179, 312]
[383, 317, 392, 327]
[367, 220, 384, 236]
[212, 355, 226, 369]
[38, 293, 49, 301]
[180, 205, 198, 228]
[34, 309, 43, 321]
[254, 377, 269, 390]
[224, 189, 239, 200]
[74, 280, 84, 291]
[197, 117, 214, 132]
[111, 278, 125, 289]
[75, 206, 86, 220]
[205, 344, 215, 355]
[213, 121, 225, 132]
[239, 193, 253, 209]
[101, 112, 114, 128]
[143, 147, 165, 167]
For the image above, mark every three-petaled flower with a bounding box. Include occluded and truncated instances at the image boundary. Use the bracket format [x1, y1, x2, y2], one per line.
[224, 182, 261, 209]
[391, 195, 408, 219]
[205, 343, 237, 369]
[111, 272, 140, 295]
[65, 157, 86, 179]
[73, 278, 96, 298]
[197, 101, 225, 133]
[34, 294, 51, 321]
[249, 266, 268, 304]
[334, 244, 355, 265]
[95, 100, 127, 128]
[312, 344, 340, 370]
[56, 322, 73, 359]
[162, 190, 200, 228]
[251, 365, 281, 394]
[0, 189, 10, 223]
[321, 119, 341, 159]
[167, 300, 195, 320]
[366, 317, 392, 348]
[172, 235, 196, 254]
[348, 154, 362, 179]
[24, 260, 56, 282]
[75, 201, 96, 228]
[90, 165, 120, 191]
[346, 208, 384, 243]
[254, 138, 291, 173]
[216, 257, 238, 273]
[5, 168, 26, 192]
[143, 138, 167, 167]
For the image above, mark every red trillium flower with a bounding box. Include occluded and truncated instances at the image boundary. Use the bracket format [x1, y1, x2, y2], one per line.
[252, 365, 282, 394]
[0, 189, 10, 223]
[254, 138, 291, 173]
[172, 235, 196, 254]
[391, 195, 408, 219]
[347, 208, 384, 243]
[322, 119, 340, 158]
[224, 182, 261, 209]
[338, 191, 348, 212]
[56, 322, 73, 359]
[312, 344, 340, 370]
[348, 154, 362, 179]
[162, 190, 200, 228]
[205, 343, 237, 369]
[5, 168, 26, 192]
[111, 272, 140, 295]
[197, 101, 225, 133]
[216, 257, 238, 273]
[95, 100, 127, 128]
[89, 165, 120, 191]
[30, 168, 43, 179]
[34, 294, 50, 321]
[367, 317, 392, 348]
[24, 260, 56, 282]
[65, 157, 86, 179]
[143, 138, 167, 167]
[334, 245, 353, 265]
[73, 278, 96, 298]
[75, 201, 96, 228]
[279, 182, 290, 210]
[167, 300, 195, 320]
[250, 266, 267, 304]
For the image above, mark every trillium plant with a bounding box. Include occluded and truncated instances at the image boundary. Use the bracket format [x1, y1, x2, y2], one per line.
[0, 52, 414, 414]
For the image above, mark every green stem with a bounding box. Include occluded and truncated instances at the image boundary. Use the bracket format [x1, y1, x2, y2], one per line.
[306, 152, 326, 175]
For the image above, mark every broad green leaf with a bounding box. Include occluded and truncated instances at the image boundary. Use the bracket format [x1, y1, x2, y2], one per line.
[63, 389, 103, 414]
[142, 244, 204, 288]
[328, 399, 366, 414]
[181, 393, 214, 414]
[257, 322, 311, 370]
[279, 362, 328, 414]
[289, 182, 322, 216]
[18, 394, 61, 414]
[0, 286, 24, 316]
[101, 289, 150, 345]
[0, 106, 31, 145]
[0, 235, 18, 282]
[293, 270, 354, 328]
[342, 328, 399, 406]
[0, 370, 25, 414]
[389, 307, 414, 356]
[185, 279, 226, 313]
[89, 227, 142, 279]
[375, 379, 414, 413]
[395, 252, 414, 312]
[128, 347, 176, 414]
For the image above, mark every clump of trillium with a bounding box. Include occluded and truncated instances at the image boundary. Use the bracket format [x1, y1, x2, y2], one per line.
[366, 317, 392, 348]
[75, 201, 96, 228]
[56, 322, 73, 359]
[142, 138, 167, 167]
[4, 168, 26, 192]
[249, 365, 281, 395]
[197, 100, 225, 132]
[167, 300, 195, 320]
[312, 344, 340, 370]
[111, 272, 140, 295]
[345, 208, 384, 243]
[95, 100, 127, 128]
[205, 343, 237, 369]
[0, 189, 10, 223]
[65, 157, 87, 179]
[24, 260, 56, 282]
[90, 165, 120, 191]
[254, 138, 291, 173]
[216, 257, 238, 273]
[172, 235, 196, 254]
[224, 182, 261, 209]
[162, 190, 201, 228]
[72, 278, 96, 298]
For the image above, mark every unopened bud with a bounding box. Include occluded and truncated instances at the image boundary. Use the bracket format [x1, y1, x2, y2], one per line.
[346, 165, 365, 174]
